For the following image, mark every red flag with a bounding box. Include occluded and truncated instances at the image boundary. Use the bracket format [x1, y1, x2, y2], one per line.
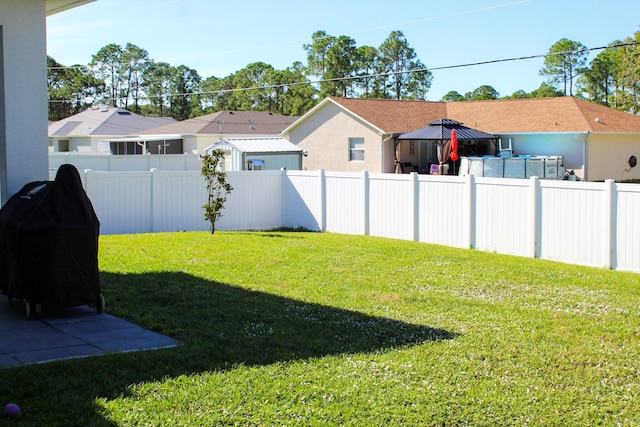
[450, 128, 459, 161]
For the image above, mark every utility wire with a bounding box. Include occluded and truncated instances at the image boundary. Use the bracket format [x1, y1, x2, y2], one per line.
[48, 41, 639, 104]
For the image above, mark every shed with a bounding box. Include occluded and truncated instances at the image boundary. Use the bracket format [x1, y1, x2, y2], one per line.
[204, 137, 305, 171]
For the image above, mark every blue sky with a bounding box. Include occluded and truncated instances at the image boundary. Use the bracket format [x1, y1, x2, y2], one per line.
[47, 0, 639, 101]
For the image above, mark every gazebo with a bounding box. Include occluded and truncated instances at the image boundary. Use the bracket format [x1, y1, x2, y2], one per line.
[395, 119, 497, 175]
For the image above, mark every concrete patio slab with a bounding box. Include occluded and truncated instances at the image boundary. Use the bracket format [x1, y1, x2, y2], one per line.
[0, 295, 179, 368]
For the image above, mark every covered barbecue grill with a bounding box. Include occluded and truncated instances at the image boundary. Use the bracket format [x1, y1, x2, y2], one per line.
[0, 164, 104, 318]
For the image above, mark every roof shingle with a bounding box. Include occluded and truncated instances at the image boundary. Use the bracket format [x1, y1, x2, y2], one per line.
[328, 96, 640, 134]
[145, 111, 299, 135]
[48, 107, 175, 136]
[330, 97, 447, 133]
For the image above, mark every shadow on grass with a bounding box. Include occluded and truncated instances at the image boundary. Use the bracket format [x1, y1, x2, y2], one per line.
[1, 271, 456, 426]
[111, 271, 456, 363]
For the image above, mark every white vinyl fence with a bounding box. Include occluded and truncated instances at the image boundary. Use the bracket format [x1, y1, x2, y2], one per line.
[49, 153, 203, 172]
[53, 169, 640, 273]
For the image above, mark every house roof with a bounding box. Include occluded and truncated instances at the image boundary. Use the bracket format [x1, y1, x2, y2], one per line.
[144, 111, 299, 136]
[48, 107, 175, 137]
[326, 97, 448, 134]
[207, 137, 303, 154]
[445, 97, 640, 133]
[46, 0, 95, 16]
[285, 96, 640, 135]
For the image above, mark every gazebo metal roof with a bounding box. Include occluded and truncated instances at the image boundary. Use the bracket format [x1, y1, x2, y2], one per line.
[398, 119, 497, 140]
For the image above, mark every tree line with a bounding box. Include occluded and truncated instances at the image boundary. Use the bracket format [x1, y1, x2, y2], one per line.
[47, 29, 640, 121]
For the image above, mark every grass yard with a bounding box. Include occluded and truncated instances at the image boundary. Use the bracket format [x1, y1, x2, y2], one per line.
[1, 231, 639, 426]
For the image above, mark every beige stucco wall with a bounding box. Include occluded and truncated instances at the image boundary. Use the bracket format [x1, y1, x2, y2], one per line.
[286, 102, 385, 173]
[1, 0, 49, 203]
[193, 135, 224, 154]
[587, 133, 640, 182]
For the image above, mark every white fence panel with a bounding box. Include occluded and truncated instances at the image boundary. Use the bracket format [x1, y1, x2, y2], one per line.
[50, 153, 111, 172]
[48, 154, 67, 171]
[149, 154, 202, 171]
[109, 156, 153, 171]
[83, 171, 153, 235]
[151, 171, 208, 233]
[417, 175, 469, 248]
[39, 167, 640, 273]
[474, 177, 532, 257]
[369, 173, 414, 240]
[614, 183, 640, 273]
[539, 181, 605, 267]
[324, 172, 364, 235]
[217, 171, 283, 231]
[284, 171, 322, 231]
[49, 153, 201, 172]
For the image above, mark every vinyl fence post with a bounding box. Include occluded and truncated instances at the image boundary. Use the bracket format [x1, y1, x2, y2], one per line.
[464, 174, 476, 249]
[281, 168, 287, 229]
[81, 169, 91, 190]
[529, 176, 540, 259]
[319, 169, 326, 232]
[410, 172, 419, 242]
[363, 170, 370, 236]
[150, 168, 157, 233]
[603, 179, 615, 269]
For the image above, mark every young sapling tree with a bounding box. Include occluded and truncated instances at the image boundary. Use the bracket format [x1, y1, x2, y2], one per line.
[201, 148, 233, 234]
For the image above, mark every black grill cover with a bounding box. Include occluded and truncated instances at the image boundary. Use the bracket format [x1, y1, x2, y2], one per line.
[0, 164, 101, 307]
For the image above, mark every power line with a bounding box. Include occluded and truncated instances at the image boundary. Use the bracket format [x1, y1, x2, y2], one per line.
[48, 41, 639, 105]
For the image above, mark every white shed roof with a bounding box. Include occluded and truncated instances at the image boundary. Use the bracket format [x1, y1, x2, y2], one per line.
[206, 137, 303, 154]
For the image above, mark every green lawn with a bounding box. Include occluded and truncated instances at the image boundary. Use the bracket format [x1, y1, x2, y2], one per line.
[2, 231, 639, 426]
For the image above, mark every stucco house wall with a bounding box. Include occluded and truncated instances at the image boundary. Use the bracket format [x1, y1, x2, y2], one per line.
[587, 133, 640, 182]
[0, 0, 49, 202]
[190, 135, 214, 154]
[286, 102, 385, 173]
[49, 136, 100, 152]
[1, 1, 96, 203]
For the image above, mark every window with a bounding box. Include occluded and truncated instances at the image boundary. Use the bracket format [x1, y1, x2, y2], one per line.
[349, 137, 364, 161]
[247, 159, 264, 171]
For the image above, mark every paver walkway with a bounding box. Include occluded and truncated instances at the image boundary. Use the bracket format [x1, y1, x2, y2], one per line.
[0, 295, 179, 368]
